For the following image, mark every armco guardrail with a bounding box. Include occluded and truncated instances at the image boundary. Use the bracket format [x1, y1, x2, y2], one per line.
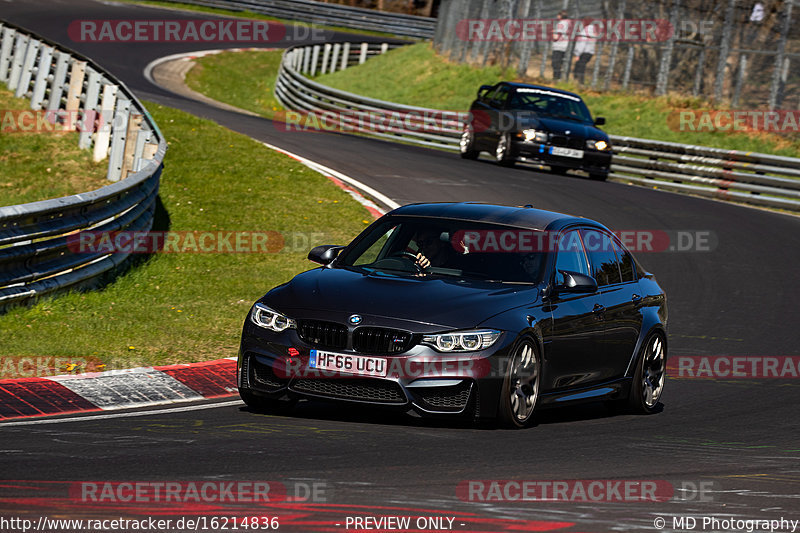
[275, 42, 466, 151]
[0, 20, 167, 313]
[275, 42, 800, 212]
[158, 0, 435, 39]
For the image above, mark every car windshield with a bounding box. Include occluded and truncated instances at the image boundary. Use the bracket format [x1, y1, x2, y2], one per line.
[509, 88, 594, 123]
[336, 217, 547, 284]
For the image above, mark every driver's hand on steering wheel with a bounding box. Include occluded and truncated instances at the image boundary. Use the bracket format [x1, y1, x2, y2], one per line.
[415, 252, 431, 269]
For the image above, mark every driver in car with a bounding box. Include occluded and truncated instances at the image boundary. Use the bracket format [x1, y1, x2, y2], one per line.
[413, 230, 464, 269]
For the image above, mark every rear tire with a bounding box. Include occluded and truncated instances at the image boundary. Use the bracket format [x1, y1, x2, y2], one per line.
[628, 333, 666, 414]
[498, 338, 540, 428]
[460, 123, 479, 160]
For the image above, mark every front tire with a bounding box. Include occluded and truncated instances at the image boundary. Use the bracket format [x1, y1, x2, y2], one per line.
[628, 333, 666, 414]
[498, 338, 540, 428]
[495, 132, 515, 167]
[460, 123, 479, 159]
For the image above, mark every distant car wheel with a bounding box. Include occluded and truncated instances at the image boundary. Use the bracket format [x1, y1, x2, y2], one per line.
[495, 132, 515, 167]
[240, 390, 295, 413]
[628, 333, 666, 414]
[589, 172, 608, 181]
[498, 338, 540, 428]
[460, 123, 479, 159]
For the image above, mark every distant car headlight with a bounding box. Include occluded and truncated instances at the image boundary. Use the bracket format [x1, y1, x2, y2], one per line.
[587, 139, 610, 151]
[522, 129, 548, 142]
[250, 303, 296, 332]
[422, 330, 502, 352]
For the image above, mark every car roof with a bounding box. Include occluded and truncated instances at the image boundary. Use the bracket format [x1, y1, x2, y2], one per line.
[500, 82, 583, 100]
[386, 202, 603, 232]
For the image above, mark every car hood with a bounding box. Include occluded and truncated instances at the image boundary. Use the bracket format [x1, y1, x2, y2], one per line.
[518, 115, 607, 140]
[262, 267, 539, 331]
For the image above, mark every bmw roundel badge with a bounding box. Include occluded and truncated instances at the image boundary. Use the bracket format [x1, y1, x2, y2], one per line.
[349, 314, 362, 325]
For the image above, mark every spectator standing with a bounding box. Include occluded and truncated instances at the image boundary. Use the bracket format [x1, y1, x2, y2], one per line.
[572, 20, 598, 84]
[551, 10, 570, 80]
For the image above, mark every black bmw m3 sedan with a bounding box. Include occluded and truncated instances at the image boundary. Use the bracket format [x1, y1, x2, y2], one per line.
[238, 203, 667, 428]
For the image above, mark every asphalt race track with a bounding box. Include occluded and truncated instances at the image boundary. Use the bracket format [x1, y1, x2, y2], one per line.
[1, 1, 799, 531]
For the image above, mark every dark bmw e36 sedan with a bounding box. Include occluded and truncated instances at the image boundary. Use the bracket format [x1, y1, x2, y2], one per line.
[238, 203, 667, 428]
[460, 82, 612, 180]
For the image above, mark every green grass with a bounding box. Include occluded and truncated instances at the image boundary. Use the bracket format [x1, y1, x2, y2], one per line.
[184, 50, 284, 119]
[0, 89, 108, 206]
[316, 43, 516, 112]
[0, 101, 372, 376]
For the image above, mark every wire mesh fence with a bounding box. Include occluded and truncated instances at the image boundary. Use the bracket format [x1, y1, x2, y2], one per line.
[434, 0, 799, 110]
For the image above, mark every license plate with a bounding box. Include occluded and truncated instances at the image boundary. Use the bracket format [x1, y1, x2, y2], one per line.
[551, 146, 584, 158]
[309, 350, 388, 377]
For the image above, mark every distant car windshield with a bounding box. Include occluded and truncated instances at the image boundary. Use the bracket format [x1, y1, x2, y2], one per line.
[509, 88, 594, 123]
[336, 217, 546, 284]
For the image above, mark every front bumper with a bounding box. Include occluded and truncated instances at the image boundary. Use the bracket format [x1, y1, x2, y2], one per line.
[238, 323, 511, 419]
[511, 139, 612, 174]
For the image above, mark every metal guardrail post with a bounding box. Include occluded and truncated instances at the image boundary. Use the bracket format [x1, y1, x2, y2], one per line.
[310, 45, 320, 76]
[359, 43, 369, 65]
[7, 33, 27, 91]
[64, 60, 86, 131]
[93, 83, 117, 163]
[133, 130, 153, 172]
[0, 27, 15, 82]
[15, 36, 39, 98]
[321, 43, 331, 75]
[340, 43, 350, 71]
[47, 52, 69, 113]
[122, 114, 144, 180]
[79, 68, 102, 149]
[30, 44, 53, 110]
[330, 43, 340, 75]
[107, 96, 131, 182]
[301, 46, 310, 74]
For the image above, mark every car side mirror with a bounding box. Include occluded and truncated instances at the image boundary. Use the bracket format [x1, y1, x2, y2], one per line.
[308, 245, 345, 265]
[557, 271, 598, 293]
[594, 116, 606, 126]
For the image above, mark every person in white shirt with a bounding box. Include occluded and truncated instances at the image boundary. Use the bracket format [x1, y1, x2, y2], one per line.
[572, 20, 599, 84]
[551, 10, 570, 80]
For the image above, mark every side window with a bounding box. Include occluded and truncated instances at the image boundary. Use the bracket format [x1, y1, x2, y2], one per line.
[580, 229, 622, 286]
[479, 84, 496, 103]
[353, 225, 398, 266]
[492, 85, 510, 108]
[611, 237, 636, 283]
[554, 229, 590, 285]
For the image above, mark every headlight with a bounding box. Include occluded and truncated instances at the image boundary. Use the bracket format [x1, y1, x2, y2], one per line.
[250, 303, 296, 332]
[522, 129, 548, 142]
[422, 330, 502, 352]
[587, 139, 610, 151]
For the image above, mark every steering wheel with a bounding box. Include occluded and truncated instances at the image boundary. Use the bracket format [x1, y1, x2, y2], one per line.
[390, 251, 425, 273]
